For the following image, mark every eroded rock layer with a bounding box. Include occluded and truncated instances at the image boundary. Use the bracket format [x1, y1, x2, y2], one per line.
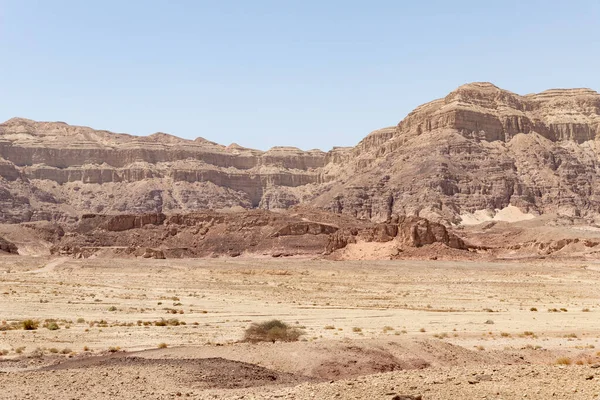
[1, 82, 600, 224]
[49, 209, 467, 259]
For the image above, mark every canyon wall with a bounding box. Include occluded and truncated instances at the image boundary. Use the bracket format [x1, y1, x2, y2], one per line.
[1, 82, 600, 224]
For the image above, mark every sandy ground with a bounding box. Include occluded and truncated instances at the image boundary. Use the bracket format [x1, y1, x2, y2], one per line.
[1, 255, 600, 399]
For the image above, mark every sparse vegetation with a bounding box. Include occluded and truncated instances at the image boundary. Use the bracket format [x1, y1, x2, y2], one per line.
[45, 321, 60, 331]
[352, 327, 362, 333]
[22, 319, 38, 330]
[530, 307, 538, 312]
[555, 357, 572, 365]
[243, 320, 304, 343]
[158, 342, 168, 349]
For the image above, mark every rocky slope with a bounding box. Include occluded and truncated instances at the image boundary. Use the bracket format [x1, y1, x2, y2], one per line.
[0, 235, 18, 254]
[0, 118, 326, 222]
[313, 83, 600, 223]
[1, 82, 599, 224]
[48, 209, 467, 259]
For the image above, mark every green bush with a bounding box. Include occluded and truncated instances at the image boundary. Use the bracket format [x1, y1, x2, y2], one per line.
[243, 320, 303, 343]
[46, 322, 60, 330]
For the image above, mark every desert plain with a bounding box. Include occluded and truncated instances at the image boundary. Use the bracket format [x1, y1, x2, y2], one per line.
[1, 255, 599, 399]
[2, 84, 600, 399]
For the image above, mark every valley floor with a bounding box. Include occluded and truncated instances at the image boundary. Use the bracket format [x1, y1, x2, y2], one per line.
[1, 256, 599, 399]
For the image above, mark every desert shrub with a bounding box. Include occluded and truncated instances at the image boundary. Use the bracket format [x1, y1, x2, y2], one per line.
[352, 327, 362, 333]
[243, 320, 303, 343]
[555, 357, 571, 365]
[29, 347, 44, 358]
[564, 333, 578, 339]
[22, 319, 38, 330]
[154, 318, 180, 327]
[108, 306, 117, 312]
[76, 318, 86, 323]
[158, 342, 168, 349]
[530, 307, 538, 312]
[45, 321, 60, 331]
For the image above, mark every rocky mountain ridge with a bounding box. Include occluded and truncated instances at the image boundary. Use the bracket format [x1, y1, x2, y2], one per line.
[1, 82, 599, 224]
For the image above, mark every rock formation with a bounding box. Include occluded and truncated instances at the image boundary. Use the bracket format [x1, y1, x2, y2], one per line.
[1, 82, 599, 224]
[312, 83, 600, 223]
[49, 209, 468, 259]
[0, 236, 18, 254]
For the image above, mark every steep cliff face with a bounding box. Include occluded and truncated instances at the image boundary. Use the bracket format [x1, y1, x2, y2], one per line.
[0, 118, 326, 222]
[1, 83, 599, 224]
[311, 83, 600, 223]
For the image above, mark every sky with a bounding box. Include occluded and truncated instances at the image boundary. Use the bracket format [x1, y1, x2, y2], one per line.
[0, 1, 599, 151]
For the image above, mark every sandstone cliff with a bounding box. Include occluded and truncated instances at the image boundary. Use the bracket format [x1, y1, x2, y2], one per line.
[1, 82, 600, 224]
[312, 83, 600, 223]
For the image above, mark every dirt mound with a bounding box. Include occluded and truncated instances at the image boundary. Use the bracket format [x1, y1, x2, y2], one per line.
[43, 356, 314, 389]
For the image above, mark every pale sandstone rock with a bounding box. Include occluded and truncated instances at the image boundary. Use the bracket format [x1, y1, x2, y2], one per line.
[1, 83, 599, 224]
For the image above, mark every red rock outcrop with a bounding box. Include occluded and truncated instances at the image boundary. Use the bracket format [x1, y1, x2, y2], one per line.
[49, 210, 469, 259]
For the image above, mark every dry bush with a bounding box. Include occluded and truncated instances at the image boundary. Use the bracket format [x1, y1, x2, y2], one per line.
[243, 320, 304, 343]
[555, 357, 572, 365]
[22, 320, 38, 330]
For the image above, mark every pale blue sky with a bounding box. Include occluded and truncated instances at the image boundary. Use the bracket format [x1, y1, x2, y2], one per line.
[0, 1, 598, 150]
